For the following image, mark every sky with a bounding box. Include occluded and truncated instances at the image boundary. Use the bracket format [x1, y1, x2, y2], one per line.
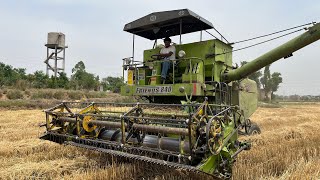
[0, 0, 319, 95]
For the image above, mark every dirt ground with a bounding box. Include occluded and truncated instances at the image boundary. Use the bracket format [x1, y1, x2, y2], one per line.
[0, 103, 319, 179]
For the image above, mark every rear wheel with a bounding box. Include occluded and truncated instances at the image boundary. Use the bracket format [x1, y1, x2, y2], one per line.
[247, 123, 261, 135]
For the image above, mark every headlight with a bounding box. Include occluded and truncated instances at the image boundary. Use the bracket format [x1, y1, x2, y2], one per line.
[178, 50, 186, 58]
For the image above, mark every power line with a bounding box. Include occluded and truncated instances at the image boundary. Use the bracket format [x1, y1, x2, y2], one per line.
[231, 22, 315, 44]
[214, 28, 304, 56]
[230, 28, 304, 53]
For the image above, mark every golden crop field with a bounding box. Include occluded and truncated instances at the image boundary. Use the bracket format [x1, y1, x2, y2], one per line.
[0, 103, 319, 180]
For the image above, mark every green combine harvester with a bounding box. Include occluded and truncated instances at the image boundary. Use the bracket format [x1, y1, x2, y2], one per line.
[40, 9, 320, 179]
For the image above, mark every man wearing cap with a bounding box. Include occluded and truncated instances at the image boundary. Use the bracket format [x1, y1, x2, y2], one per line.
[158, 37, 176, 83]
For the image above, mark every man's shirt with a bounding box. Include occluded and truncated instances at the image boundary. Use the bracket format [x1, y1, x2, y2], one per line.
[160, 45, 176, 60]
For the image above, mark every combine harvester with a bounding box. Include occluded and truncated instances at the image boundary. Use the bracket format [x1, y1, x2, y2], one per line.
[40, 9, 320, 179]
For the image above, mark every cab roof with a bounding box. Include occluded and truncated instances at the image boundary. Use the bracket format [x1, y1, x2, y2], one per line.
[123, 9, 213, 40]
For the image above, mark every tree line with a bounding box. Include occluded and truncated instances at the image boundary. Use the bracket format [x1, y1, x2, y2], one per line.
[0, 60, 284, 98]
[0, 61, 124, 92]
[275, 94, 320, 102]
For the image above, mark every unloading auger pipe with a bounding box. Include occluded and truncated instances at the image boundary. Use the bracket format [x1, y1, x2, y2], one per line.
[223, 23, 320, 82]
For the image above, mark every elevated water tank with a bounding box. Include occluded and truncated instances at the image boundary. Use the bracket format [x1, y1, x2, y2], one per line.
[46, 32, 65, 49]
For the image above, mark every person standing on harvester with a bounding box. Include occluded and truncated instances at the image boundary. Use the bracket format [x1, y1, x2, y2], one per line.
[159, 37, 175, 83]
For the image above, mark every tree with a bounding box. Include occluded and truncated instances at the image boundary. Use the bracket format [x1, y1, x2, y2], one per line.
[101, 76, 125, 93]
[57, 72, 70, 89]
[81, 73, 96, 90]
[70, 61, 98, 90]
[0, 62, 6, 86]
[0, 62, 27, 87]
[260, 65, 282, 101]
[94, 75, 100, 91]
[240, 61, 262, 88]
[260, 65, 271, 90]
[32, 71, 49, 88]
[72, 61, 86, 74]
[14, 68, 27, 80]
[270, 72, 282, 98]
[47, 72, 70, 89]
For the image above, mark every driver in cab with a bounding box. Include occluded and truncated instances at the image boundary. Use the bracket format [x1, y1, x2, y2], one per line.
[158, 37, 176, 83]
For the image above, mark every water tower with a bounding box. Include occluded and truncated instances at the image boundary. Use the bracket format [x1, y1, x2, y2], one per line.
[44, 32, 67, 77]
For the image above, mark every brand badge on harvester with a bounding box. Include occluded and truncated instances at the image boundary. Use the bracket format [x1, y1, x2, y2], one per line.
[135, 86, 172, 94]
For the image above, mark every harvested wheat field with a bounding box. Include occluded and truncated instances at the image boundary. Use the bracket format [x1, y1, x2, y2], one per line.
[0, 103, 319, 180]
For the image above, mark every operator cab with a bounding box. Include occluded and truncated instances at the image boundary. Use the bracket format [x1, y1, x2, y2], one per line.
[121, 9, 233, 102]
